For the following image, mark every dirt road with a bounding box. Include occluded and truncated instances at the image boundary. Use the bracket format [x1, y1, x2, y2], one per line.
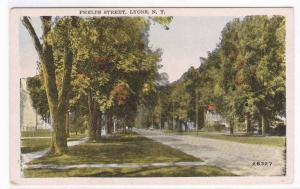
[135, 129, 285, 176]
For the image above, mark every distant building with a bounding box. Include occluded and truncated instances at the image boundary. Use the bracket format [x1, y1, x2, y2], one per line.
[205, 104, 228, 128]
[20, 78, 51, 131]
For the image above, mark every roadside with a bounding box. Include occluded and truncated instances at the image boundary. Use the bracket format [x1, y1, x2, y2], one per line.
[135, 128, 285, 176]
[164, 130, 285, 147]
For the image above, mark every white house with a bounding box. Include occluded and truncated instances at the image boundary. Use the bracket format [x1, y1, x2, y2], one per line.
[204, 104, 228, 128]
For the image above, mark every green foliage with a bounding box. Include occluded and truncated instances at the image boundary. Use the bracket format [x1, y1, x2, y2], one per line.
[69, 111, 88, 134]
[25, 15, 285, 136]
[27, 75, 49, 120]
[25, 16, 171, 136]
[217, 16, 286, 126]
[151, 16, 173, 30]
[151, 15, 286, 134]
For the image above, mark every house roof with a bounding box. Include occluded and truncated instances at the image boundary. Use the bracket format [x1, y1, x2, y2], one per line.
[207, 104, 217, 111]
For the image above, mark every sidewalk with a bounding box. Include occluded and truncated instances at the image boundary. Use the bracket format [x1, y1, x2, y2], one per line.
[21, 137, 88, 176]
[25, 161, 205, 170]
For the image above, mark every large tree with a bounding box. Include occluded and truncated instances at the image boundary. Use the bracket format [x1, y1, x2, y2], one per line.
[22, 16, 78, 154]
[218, 16, 286, 135]
[69, 17, 167, 139]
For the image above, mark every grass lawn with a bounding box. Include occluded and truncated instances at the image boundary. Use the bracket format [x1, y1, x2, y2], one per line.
[24, 133, 234, 177]
[28, 133, 199, 165]
[21, 138, 50, 154]
[165, 130, 285, 147]
[21, 133, 87, 153]
[21, 130, 51, 137]
[24, 165, 233, 177]
[21, 130, 86, 138]
[66, 132, 88, 142]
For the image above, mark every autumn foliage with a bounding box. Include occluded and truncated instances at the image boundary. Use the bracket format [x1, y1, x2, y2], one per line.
[111, 83, 130, 106]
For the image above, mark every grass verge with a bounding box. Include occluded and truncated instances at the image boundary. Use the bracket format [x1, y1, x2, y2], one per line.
[28, 133, 199, 165]
[21, 134, 87, 153]
[21, 130, 51, 137]
[24, 165, 234, 177]
[24, 132, 234, 177]
[165, 130, 285, 147]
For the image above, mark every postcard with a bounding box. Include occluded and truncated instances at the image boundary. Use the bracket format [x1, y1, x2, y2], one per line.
[9, 7, 294, 186]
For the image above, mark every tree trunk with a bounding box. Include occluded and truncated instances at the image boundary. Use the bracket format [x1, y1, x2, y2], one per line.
[49, 108, 68, 154]
[179, 120, 183, 133]
[199, 107, 205, 129]
[123, 124, 126, 134]
[229, 119, 234, 135]
[113, 119, 116, 133]
[262, 116, 269, 136]
[258, 116, 262, 135]
[107, 112, 113, 134]
[95, 112, 102, 138]
[159, 112, 162, 130]
[151, 113, 154, 128]
[122, 118, 126, 134]
[35, 110, 38, 131]
[245, 113, 251, 135]
[87, 91, 97, 141]
[66, 111, 70, 138]
[88, 113, 97, 141]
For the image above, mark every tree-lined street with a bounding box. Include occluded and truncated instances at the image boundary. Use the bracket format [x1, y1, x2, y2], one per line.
[20, 15, 286, 177]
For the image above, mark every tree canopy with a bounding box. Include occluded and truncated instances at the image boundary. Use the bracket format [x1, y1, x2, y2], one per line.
[24, 16, 172, 152]
[143, 15, 286, 135]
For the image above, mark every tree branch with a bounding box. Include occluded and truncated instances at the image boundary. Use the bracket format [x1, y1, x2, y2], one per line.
[22, 16, 43, 56]
[58, 17, 78, 111]
[58, 45, 73, 111]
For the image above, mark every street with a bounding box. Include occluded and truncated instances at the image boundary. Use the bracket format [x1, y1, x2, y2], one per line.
[135, 128, 285, 176]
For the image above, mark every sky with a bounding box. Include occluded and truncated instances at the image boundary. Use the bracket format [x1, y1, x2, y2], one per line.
[19, 17, 42, 78]
[19, 16, 235, 82]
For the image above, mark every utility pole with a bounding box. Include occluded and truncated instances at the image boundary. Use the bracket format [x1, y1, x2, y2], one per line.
[195, 89, 199, 135]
